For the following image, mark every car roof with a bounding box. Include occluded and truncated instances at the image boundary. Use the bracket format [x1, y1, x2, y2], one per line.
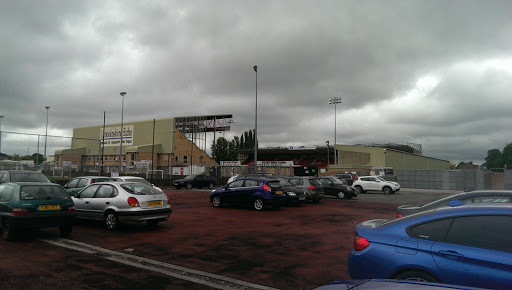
[1, 170, 45, 173]
[4, 182, 61, 187]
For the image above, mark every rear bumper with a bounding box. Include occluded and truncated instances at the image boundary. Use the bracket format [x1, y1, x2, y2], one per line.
[117, 207, 172, 222]
[6, 213, 75, 229]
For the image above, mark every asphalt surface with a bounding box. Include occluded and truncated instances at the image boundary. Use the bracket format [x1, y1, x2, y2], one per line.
[0, 187, 459, 289]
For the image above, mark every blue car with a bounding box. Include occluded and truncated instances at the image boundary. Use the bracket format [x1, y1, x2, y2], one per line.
[210, 177, 285, 211]
[348, 204, 512, 289]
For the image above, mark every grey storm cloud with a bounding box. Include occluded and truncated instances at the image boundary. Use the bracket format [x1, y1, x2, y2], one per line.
[1, 0, 512, 164]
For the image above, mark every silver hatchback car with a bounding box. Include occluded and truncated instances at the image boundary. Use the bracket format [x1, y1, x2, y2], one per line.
[72, 181, 172, 230]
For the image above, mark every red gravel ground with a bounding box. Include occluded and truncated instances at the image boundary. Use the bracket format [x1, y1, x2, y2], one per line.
[0, 189, 400, 289]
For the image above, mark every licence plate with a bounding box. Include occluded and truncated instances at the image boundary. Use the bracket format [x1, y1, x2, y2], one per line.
[299, 196, 306, 200]
[275, 191, 283, 195]
[39, 204, 60, 211]
[147, 201, 163, 207]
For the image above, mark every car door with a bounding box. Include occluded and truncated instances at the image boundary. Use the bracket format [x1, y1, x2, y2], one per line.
[240, 179, 261, 205]
[223, 179, 245, 204]
[430, 215, 512, 289]
[319, 178, 336, 196]
[64, 178, 80, 196]
[87, 184, 118, 220]
[365, 177, 380, 191]
[73, 184, 100, 219]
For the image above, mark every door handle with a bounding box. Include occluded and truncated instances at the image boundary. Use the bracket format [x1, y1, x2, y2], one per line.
[439, 250, 464, 258]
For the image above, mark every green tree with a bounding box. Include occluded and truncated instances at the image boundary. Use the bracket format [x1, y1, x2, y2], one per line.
[485, 149, 503, 169]
[11, 153, 21, 161]
[502, 143, 512, 169]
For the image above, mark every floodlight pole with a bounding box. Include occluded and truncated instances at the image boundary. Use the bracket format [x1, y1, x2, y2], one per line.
[44, 106, 50, 168]
[329, 97, 342, 165]
[253, 65, 258, 173]
[119, 92, 126, 174]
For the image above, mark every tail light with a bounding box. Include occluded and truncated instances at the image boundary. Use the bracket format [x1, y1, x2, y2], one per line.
[353, 175, 358, 181]
[263, 184, 271, 192]
[67, 206, 75, 213]
[12, 208, 29, 215]
[308, 185, 317, 191]
[167, 195, 171, 205]
[127, 197, 140, 207]
[396, 212, 404, 218]
[90, 179, 94, 184]
[354, 236, 370, 251]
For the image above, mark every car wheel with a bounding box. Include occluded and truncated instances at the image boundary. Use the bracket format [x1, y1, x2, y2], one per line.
[253, 198, 264, 211]
[104, 211, 119, 231]
[383, 186, 392, 195]
[208, 183, 214, 189]
[186, 183, 193, 190]
[2, 219, 15, 241]
[395, 271, 439, 282]
[146, 220, 160, 227]
[354, 186, 364, 194]
[59, 224, 72, 237]
[337, 192, 345, 199]
[212, 196, 222, 207]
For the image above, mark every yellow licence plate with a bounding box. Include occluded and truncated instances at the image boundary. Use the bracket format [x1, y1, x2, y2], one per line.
[148, 201, 163, 207]
[39, 204, 61, 211]
[275, 191, 283, 195]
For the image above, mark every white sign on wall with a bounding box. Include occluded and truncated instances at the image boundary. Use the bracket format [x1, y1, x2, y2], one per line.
[289, 146, 316, 150]
[258, 161, 294, 167]
[221, 161, 241, 166]
[100, 125, 134, 147]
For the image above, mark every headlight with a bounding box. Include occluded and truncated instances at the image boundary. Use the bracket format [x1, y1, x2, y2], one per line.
[287, 192, 296, 196]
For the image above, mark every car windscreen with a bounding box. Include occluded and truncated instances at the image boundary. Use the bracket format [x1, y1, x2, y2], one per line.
[10, 173, 51, 183]
[121, 183, 161, 195]
[184, 175, 198, 180]
[277, 178, 292, 186]
[310, 179, 322, 186]
[20, 185, 69, 200]
[92, 178, 117, 183]
[329, 177, 344, 184]
[267, 180, 283, 190]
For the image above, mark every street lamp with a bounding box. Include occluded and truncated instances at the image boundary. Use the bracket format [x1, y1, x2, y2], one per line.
[329, 97, 342, 165]
[0, 115, 4, 156]
[119, 92, 126, 173]
[44, 106, 50, 168]
[253, 65, 258, 173]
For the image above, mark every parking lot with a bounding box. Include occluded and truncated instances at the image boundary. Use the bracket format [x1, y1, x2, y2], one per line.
[0, 188, 457, 289]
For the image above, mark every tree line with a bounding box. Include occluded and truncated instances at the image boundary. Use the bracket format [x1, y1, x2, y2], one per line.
[210, 129, 255, 164]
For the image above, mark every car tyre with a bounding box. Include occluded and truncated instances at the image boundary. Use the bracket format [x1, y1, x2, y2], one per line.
[186, 183, 193, 190]
[253, 198, 264, 211]
[337, 192, 345, 199]
[104, 211, 119, 231]
[383, 186, 392, 195]
[2, 219, 15, 241]
[59, 224, 72, 237]
[212, 196, 222, 207]
[395, 271, 439, 282]
[208, 183, 215, 189]
[354, 186, 364, 194]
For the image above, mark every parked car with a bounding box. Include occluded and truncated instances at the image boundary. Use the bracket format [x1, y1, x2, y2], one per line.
[315, 279, 485, 290]
[274, 177, 307, 206]
[0, 170, 52, 184]
[72, 181, 172, 230]
[173, 174, 216, 189]
[114, 176, 163, 192]
[210, 177, 285, 211]
[330, 173, 358, 186]
[352, 176, 400, 195]
[286, 176, 324, 202]
[396, 190, 512, 217]
[0, 182, 75, 240]
[348, 204, 512, 289]
[63, 176, 118, 196]
[317, 176, 357, 199]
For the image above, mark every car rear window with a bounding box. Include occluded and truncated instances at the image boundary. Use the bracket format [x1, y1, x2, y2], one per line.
[310, 179, 321, 186]
[20, 185, 69, 200]
[10, 173, 51, 183]
[92, 178, 117, 183]
[121, 183, 160, 195]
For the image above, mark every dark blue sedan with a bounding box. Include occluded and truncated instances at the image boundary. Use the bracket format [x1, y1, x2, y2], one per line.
[210, 177, 285, 211]
[348, 204, 512, 289]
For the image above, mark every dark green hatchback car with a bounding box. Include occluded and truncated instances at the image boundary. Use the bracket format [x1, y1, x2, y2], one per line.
[0, 182, 75, 240]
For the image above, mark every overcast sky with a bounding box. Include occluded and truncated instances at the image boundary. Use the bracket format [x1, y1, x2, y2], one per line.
[1, 0, 512, 165]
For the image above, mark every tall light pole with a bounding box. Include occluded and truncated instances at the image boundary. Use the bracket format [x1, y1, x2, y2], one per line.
[0, 115, 4, 156]
[329, 97, 342, 165]
[44, 106, 50, 168]
[326, 140, 330, 171]
[119, 92, 126, 173]
[253, 65, 258, 173]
